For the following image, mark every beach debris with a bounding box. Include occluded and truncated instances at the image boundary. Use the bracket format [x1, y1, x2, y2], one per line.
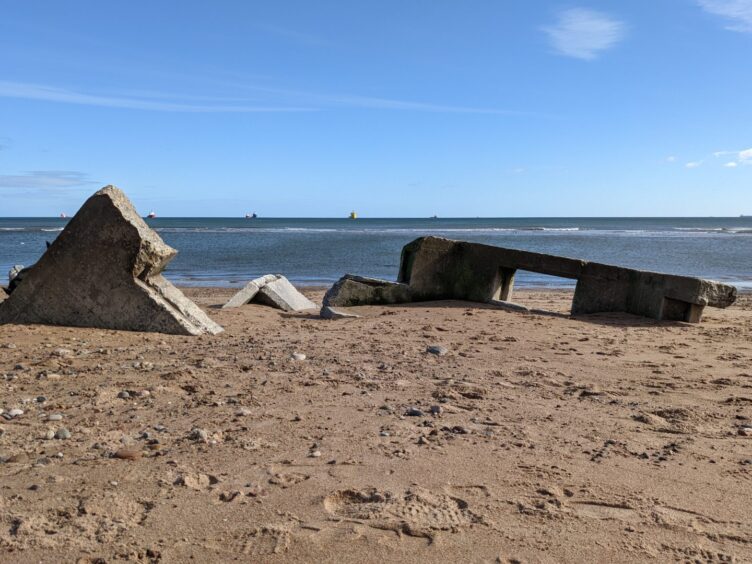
[324, 236, 737, 323]
[223, 274, 316, 311]
[291, 352, 307, 361]
[320, 305, 361, 320]
[0, 185, 223, 335]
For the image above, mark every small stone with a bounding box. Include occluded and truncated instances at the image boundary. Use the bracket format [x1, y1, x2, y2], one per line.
[417, 436, 428, 445]
[137, 390, 151, 397]
[8, 408, 24, 418]
[380, 431, 390, 437]
[738, 426, 752, 437]
[55, 427, 71, 440]
[235, 407, 252, 416]
[110, 481, 119, 486]
[291, 353, 306, 361]
[117, 391, 131, 399]
[426, 345, 448, 356]
[405, 407, 424, 417]
[189, 427, 209, 442]
[309, 450, 322, 458]
[44, 430, 55, 440]
[36, 396, 47, 403]
[52, 348, 73, 357]
[429, 405, 443, 415]
[114, 447, 142, 460]
[47, 414, 63, 422]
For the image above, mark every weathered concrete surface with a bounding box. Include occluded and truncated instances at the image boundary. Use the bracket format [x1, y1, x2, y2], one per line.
[327, 236, 737, 323]
[0, 186, 223, 335]
[320, 305, 361, 320]
[223, 274, 316, 312]
[323, 274, 413, 307]
[222, 274, 279, 309]
[255, 276, 317, 312]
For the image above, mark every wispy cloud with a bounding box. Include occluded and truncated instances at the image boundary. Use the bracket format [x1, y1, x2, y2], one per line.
[712, 146, 752, 167]
[0, 81, 314, 113]
[0, 80, 531, 116]
[0, 171, 96, 189]
[685, 161, 703, 168]
[542, 8, 626, 60]
[666, 155, 677, 162]
[698, 0, 752, 32]
[323, 94, 524, 115]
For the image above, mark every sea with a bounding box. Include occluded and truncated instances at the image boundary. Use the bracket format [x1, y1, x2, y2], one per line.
[1, 217, 751, 289]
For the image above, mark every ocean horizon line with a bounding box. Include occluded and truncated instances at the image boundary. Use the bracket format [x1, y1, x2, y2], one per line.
[1, 215, 751, 220]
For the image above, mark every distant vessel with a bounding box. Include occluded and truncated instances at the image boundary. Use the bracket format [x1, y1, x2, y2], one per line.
[349, 211, 358, 220]
[147, 211, 157, 219]
[59, 212, 67, 219]
[245, 212, 258, 219]
[742, 215, 750, 218]
[430, 215, 438, 219]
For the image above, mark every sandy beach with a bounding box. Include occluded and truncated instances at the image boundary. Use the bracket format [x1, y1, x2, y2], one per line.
[0, 288, 750, 562]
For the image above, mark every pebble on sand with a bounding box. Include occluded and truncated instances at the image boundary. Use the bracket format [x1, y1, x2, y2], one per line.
[114, 447, 142, 460]
[291, 352, 307, 361]
[426, 345, 448, 356]
[55, 427, 71, 440]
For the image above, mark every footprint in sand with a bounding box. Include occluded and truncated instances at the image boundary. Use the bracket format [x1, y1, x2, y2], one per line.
[211, 525, 292, 556]
[269, 472, 310, 488]
[571, 501, 641, 522]
[323, 487, 482, 538]
[653, 506, 752, 543]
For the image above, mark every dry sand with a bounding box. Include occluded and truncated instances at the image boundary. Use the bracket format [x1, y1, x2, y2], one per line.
[1, 288, 751, 563]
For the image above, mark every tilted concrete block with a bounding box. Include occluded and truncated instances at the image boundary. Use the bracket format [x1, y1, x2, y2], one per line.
[222, 274, 279, 309]
[254, 276, 317, 312]
[0, 186, 223, 335]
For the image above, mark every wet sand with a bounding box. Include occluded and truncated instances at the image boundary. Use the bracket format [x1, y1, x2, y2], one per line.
[1, 288, 751, 563]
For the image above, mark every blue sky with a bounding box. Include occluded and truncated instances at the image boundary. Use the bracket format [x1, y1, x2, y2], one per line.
[1, 0, 751, 217]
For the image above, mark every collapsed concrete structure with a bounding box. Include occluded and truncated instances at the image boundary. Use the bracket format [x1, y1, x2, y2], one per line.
[324, 236, 737, 323]
[223, 274, 317, 312]
[0, 186, 223, 335]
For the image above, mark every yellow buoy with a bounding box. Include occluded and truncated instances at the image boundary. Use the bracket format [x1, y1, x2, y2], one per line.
[349, 211, 358, 219]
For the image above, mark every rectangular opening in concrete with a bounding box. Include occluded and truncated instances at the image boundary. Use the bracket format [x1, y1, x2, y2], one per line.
[491, 267, 516, 301]
[505, 271, 576, 314]
[661, 297, 704, 323]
